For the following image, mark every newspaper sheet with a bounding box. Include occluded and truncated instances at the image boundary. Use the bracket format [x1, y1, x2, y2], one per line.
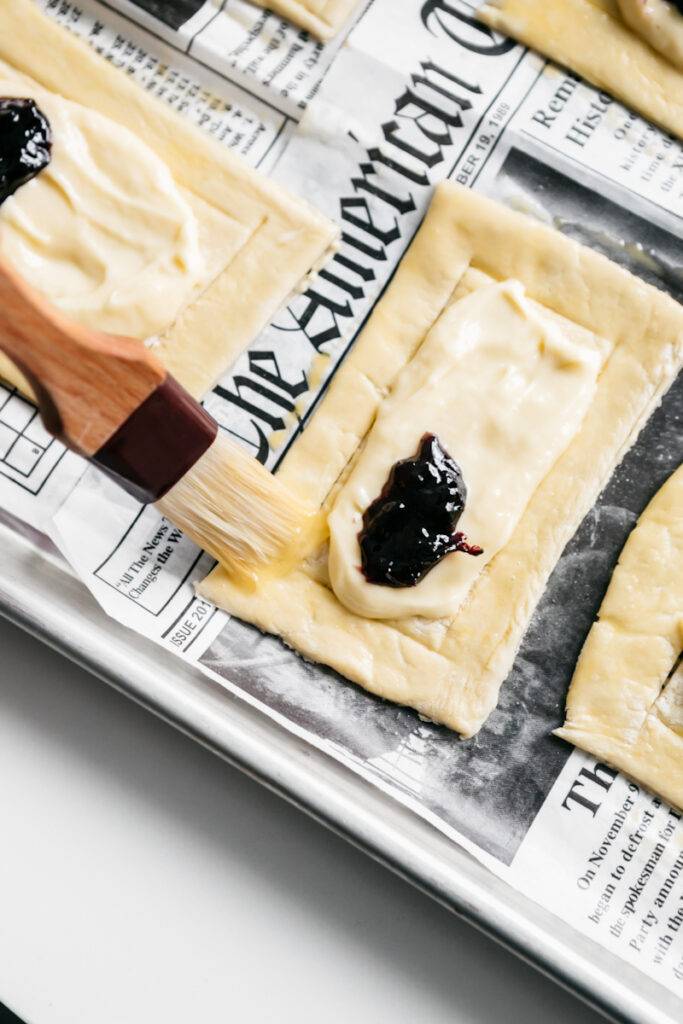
[2, 0, 682, 1003]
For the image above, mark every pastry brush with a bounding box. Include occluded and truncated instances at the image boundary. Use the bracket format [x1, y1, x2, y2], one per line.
[0, 252, 310, 580]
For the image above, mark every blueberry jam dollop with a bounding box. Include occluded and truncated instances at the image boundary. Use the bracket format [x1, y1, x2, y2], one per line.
[668, 0, 683, 13]
[359, 433, 483, 588]
[0, 98, 52, 206]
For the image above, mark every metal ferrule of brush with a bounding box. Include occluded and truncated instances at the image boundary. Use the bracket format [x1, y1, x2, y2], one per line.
[94, 375, 217, 505]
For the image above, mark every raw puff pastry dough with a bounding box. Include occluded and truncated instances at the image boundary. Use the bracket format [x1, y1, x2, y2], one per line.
[618, 0, 683, 69]
[199, 181, 683, 737]
[0, 0, 337, 400]
[478, 0, 683, 141]
[557, 466, 683, 811]
[250, 0, 363, 40]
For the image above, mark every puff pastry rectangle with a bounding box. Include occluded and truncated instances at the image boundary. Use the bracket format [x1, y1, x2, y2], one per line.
[199, 181, 683, 737]
[0, 0, 338, 399]
[250, 0, 364, 40]
[557, 465, 683, 810]
[478, 0, 683, 140]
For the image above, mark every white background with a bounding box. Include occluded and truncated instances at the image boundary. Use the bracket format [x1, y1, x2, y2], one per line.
[0, 616, 607, 1024]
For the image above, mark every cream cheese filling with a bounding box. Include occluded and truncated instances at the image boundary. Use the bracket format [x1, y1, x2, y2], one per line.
[327, 280, 609, 621]
[0, 63, 205, 340]
[617, 0, 683, 69]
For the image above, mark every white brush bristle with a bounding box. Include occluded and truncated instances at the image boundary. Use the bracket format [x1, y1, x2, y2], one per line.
[155, 433, 310, 579]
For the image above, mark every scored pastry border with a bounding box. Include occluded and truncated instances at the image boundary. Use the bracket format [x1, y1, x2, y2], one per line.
[478, 0, 683, 140]
[557, 465, 683, 811]
[200, 180, 683, 737]
[1, 0, 338, 399]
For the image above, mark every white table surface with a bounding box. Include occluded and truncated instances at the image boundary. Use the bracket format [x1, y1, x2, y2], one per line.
[0, 614, 608, 1024]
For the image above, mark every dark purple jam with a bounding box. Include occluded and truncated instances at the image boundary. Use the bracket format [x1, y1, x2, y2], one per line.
[359, 433, 483, 588]
[669, 0, 683, 13]
[0, 98, 52, 206]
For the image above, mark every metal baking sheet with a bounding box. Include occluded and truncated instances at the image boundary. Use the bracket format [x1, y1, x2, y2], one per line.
[1, 519, 681, 1024]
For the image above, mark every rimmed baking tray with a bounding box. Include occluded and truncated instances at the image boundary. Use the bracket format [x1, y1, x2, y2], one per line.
[1, 518, 681, 1024]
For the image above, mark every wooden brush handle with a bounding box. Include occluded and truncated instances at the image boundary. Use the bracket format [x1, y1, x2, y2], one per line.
[0, 249, 167, 455]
